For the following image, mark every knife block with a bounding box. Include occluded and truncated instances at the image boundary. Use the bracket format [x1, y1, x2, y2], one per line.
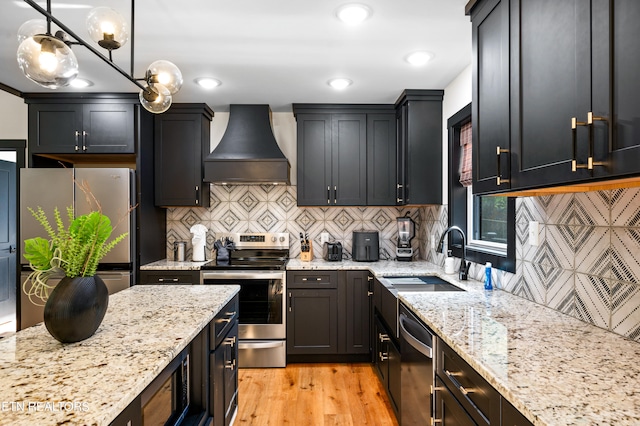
[300, 241, 313, 262]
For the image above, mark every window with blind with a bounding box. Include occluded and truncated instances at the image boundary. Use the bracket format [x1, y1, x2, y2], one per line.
[447, 103, 515, 273]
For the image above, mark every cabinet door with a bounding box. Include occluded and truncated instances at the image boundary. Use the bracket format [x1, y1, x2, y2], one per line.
[287, 289, 338, 354]
[396, 105, 408, 204]
[471, 0, 511, 194]
[139, 271, 200, 284]
[331, 114, 367, 205]
[502, 397, 533, 426]
[296, 114, 332, 206]
[28, 104, 83, 153]
[344, 271, 371, 354]
[434, 376, 477, 426]
[82, 103, 135, 153]
[592, 0, 640, 178]
[223, 323, 238, 426]
[387, 336, 401, 416]
[509, 0, 592, 189]
[155, 113, 208, 207]
[367, 114, 397, 205]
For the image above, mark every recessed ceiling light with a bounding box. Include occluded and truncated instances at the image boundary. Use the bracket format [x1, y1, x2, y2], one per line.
[69, 78, 93, 88]
[195, 77, 221, 89]
[405, 51, 434, 66]
[336, 3, 372, 25]
[328, 78, 353, 90]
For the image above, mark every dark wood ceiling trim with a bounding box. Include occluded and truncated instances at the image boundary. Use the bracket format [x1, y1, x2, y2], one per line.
[0, 82, 24, 98]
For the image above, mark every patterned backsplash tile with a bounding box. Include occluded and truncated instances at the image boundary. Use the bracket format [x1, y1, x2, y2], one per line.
[165, 184, 640, 341]
[166, 185, 423, 262]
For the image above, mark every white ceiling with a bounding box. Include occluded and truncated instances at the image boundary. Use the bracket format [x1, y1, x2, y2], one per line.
[1, 0, 471, 112]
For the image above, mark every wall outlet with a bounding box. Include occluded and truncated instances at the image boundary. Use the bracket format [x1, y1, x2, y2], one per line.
[528, 221, 539, 246]
[320, 232, 330, 245]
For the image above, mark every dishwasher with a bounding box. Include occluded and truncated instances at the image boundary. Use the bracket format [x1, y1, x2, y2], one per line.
[399, 302, 435, 425]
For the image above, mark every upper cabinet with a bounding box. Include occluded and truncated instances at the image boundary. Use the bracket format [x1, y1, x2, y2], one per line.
[154, 103, 212, 207]
[294, 104, 397, 206]
[395, 90, 443, 205]
[469, 0, 640, 194]
[28, 101, 135, 154]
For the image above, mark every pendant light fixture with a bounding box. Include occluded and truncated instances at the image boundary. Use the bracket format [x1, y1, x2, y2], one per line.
[17, 0, 183, 114]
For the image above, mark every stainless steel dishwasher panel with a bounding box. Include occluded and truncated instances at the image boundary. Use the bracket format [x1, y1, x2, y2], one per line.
[399, 302, 434, 425]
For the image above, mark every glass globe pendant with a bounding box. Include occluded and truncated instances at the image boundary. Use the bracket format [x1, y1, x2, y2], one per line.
[17, 19, 47, 44]
[146, 60, 183, 94]
[86, 7, 129, 50]
[17, 33, 79, 89]
[139, 82, 172, 114]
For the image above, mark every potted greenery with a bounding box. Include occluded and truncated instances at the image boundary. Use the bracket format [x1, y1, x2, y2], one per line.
[23, 180, 131, 343]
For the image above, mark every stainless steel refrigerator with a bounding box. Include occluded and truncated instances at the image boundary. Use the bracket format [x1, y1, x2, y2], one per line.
[19, 168, 135, 328]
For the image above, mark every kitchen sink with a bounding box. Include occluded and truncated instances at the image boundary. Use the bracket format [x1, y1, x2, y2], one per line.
[383, 276, 464, 292]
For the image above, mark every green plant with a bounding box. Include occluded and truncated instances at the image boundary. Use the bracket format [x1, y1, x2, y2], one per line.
[23, 181, 131, 305]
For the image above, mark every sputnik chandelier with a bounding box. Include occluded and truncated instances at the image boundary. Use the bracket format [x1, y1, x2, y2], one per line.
[16, 0, 182, 114]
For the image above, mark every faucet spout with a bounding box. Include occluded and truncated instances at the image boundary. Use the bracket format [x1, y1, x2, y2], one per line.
[437, 225, 470, 280]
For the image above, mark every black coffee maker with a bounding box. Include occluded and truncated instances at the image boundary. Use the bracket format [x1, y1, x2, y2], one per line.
[396, 212, 415, 261]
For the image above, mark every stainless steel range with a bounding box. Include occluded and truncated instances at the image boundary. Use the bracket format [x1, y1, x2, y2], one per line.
[201, 232, 289, 368]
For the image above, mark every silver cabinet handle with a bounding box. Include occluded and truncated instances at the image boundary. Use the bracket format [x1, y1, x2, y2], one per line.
[220, 311, 237, 323]
[444, 369, 474, 395]
[378, 333, 390, 342]
[158, 278, 179, 282]
[379, 352, 389, 361]
[74, 130, 80, 151]
[327, 186, 330, 205]
[225, 359, 236, 370]
[82, 130, 87, 151]
[367, 291, 373, 296]
[334, 185, 337, 204]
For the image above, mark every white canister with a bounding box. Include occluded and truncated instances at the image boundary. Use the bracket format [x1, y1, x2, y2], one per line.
[444, 257, 456, 274]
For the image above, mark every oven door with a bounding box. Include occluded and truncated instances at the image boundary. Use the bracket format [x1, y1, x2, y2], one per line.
[200, 271, 285, 340]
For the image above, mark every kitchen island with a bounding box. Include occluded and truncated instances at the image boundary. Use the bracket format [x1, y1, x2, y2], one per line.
[0, 284, 239, 425]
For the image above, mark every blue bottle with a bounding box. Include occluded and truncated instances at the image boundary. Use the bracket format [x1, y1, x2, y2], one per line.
[484, 262, 493, 290]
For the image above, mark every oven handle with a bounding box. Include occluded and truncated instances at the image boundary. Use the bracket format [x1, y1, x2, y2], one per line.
[201, 271, 285, 281]
[238, 340, 285, 350]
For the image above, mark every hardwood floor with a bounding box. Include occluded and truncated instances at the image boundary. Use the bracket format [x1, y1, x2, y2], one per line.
[236, 363, 398, 425]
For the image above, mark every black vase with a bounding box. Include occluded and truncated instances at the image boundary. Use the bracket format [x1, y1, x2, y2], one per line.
[44, 275, 109, 343]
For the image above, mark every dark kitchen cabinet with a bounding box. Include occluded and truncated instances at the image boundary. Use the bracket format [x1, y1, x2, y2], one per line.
[286, 270, 372, 359]
[501, 398, 533, 426]
[469, 0, 640, 194]
[367, 114, 397, 205]
[154, 103, 213, 207]
[139, 270, 200, 285]
[343, 271, 372, 354]
[210, 296, 239, 426]
[373, 315, 401, 418]
[294, 111, 366, 206]
[433, 375, 476, 426]
[470, 0, 511, 194]
[395, 90, 443, 205]
[28, 102, 135, 154]
[293, 104, 398, 206]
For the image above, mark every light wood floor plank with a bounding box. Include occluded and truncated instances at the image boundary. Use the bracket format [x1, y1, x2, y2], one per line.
[236, 363, 398, 426]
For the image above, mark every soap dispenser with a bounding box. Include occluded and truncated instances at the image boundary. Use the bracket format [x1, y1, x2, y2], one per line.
[484, 262, 493, 290]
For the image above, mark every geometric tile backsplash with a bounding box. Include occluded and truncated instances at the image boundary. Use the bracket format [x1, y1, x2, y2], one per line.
[166, 184, 640, 342]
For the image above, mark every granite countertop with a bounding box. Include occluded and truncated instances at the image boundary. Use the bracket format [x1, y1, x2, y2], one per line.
[400, 290, 640, 426]
[0, 285, 239, 426]
[140, 258, 213, 270]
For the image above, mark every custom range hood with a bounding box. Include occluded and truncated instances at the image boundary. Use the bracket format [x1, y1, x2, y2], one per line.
[204, 104, 290, 184]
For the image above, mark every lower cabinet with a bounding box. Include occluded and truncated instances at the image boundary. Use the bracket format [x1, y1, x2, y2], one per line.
[286, 270, 372, 359]
[373, 315, 401, 417]
[210, 297, 239, 426]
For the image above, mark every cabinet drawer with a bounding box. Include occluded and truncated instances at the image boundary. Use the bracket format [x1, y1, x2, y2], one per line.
[287, 271, 338, 288]
[139, 270, 200, 284]
[211, 296, 239, 348]
[436, 338, 499, 426]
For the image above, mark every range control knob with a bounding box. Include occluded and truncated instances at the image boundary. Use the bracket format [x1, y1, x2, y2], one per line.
[271, 236, 277, 242]
[279, 236, 286, 242]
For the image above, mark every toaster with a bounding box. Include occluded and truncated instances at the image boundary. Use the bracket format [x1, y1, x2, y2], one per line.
[323, 242, 343, 261]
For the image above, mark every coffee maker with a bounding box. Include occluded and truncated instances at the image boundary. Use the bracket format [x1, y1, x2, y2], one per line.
[396, 213, 415, 261]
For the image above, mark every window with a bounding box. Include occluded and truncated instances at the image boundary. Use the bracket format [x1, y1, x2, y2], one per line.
[447, 104, 515, 273]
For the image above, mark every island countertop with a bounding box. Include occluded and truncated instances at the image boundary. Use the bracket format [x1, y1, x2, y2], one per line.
[0, 285, 239, 426]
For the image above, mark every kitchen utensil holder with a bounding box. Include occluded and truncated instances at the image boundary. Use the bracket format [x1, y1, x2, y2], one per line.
[300, 241, 313, 262]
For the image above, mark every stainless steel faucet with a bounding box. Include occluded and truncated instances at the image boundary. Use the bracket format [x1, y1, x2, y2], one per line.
[437, 225, 470, 280]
